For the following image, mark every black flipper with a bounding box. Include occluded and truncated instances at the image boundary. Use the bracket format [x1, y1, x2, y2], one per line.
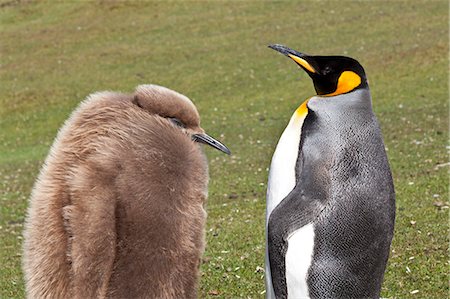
[267, 186, 325, 299]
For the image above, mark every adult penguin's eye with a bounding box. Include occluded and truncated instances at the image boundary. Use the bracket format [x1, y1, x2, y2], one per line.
[322, 66, 332, 75]
[169, 118, 186, 128]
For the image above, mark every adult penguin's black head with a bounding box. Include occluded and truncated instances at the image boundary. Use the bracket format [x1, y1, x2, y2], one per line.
[269, 44, 368, 96]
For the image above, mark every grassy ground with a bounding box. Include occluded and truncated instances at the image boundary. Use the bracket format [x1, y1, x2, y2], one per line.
[1, 1, 448, 298]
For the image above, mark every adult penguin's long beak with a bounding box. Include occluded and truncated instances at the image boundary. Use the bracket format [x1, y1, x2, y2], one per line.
[192, 133, 231, 155]
[268, 44, 317, 74]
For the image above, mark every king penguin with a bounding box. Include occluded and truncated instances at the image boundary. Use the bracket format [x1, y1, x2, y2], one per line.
[23, 84, 230, 299]
[265, 44, 395, 299]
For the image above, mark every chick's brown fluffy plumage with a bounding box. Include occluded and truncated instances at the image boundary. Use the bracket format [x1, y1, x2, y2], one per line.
[23, 85, 209, 298]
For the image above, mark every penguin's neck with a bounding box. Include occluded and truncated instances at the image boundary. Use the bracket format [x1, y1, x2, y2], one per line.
[266, 100, 309, 221]
[309, 88, 372, 114]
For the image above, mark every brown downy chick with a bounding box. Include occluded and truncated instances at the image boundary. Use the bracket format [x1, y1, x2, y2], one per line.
[23, 84, 230, 299]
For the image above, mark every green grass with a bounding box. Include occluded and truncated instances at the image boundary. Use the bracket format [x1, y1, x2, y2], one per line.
[1, 1, 448, 298]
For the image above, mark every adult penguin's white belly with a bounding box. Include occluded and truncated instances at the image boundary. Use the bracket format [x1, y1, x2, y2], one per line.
[265, 103, 314, 299]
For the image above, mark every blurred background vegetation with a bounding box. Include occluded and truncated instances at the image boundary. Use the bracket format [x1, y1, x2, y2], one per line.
[1, 1, 448, 298]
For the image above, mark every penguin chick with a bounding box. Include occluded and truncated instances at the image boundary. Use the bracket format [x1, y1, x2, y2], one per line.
[266, 45, 395, 299]
[23, 84, 230, 299]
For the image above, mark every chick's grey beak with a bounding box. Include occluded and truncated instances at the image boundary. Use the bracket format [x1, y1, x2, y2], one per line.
[192, 133, 231, 155]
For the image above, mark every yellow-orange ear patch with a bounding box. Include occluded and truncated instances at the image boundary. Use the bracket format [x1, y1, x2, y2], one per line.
[325, 71, 361, 97]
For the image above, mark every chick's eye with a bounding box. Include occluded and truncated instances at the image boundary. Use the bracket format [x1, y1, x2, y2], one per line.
[169, 118, 186, 128]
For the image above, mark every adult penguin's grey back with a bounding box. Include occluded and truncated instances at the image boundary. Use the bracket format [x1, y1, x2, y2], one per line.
[303, 89, 395, 298]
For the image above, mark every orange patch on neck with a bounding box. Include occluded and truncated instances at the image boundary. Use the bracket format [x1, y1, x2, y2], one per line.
[324, 71, 361, 97]
[295, 99, 309, 118]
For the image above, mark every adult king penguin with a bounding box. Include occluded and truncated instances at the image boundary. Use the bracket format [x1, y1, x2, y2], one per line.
[265, 44, 395, 299]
